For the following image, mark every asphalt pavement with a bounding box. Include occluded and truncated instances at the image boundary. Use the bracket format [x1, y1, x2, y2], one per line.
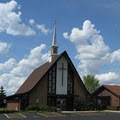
[0, 111, 120, 120]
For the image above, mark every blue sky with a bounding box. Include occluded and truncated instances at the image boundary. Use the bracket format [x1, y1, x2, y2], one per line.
[0, 0, 120, 95]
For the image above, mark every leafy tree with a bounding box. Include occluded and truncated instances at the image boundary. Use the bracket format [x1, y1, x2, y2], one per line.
[0, 86, 6, 107]
[83, 74, 100, 93]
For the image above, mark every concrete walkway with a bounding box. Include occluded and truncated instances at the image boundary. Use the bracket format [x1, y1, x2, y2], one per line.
[62, 110, 120, 114]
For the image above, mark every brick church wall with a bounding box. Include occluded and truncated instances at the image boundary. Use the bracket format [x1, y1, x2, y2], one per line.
[29, 74, 48, 107]
[98, 90, 119, 106]
[7, 99, 20, 111]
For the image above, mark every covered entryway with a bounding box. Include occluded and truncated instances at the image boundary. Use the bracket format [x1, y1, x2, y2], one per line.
[56, 95, 74, 110]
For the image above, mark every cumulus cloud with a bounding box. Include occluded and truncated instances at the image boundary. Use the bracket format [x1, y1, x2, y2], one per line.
[95, 72, 119, 84]
[63, 20, 110, 74]
[29, 19, 52, 35]
[63, 20, 120, 85]
[0, 41, 11, 54]
[37, 24, 51, 35]
[29, 19, 35, 25]
[0, 0, 35, 36]
[63, 20, 99, 42]
[0, 58, 16, 74]
[111, 49, 120, 63]
[0, 44, 49, 95]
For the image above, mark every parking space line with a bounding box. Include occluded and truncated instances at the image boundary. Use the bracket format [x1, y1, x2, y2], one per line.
[19, 113, 27, 118]
[4, 114, 10, 118]
[37, 112, 49, 117]
[51, 112, 66, 117]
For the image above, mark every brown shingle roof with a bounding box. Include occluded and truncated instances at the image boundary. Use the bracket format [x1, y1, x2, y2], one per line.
[15, 52, 61, 95]
[92, 85, 120, 97]
[103, 85, 120, 96]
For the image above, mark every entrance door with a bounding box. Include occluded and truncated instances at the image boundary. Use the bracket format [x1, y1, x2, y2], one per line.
[56, 97, 67, 110]
[56, 96, 74, 110]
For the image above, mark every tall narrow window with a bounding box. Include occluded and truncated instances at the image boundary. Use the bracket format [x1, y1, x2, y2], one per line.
[68, 64, 74, 95]
[48, 65, 56, 94]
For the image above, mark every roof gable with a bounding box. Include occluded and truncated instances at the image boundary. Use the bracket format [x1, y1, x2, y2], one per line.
[15, 51, 90, 95]
[104, 85, 120, 96]
[92, 85, 120, 97]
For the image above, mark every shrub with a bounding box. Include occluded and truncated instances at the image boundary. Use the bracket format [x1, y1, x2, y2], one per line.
[39, 105, 50, 111]
[74, 101, 86, 111]
[25, 105, 37, 111]
[39, 105, 57, 112]
[50, 106, 57, 112]
[107, 106, 119, 111]
[26, 105, 57, 112]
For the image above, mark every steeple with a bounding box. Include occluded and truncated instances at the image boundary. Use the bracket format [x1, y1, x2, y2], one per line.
[52, 20, 57, 46]
[49, 21, 58, 62]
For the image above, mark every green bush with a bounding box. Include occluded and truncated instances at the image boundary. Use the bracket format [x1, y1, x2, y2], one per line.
[50, 106, 57, 112]
[26, 105, 57, 112]
[74, 100, 96, 111]
[107, 106, 120, 111]
[74, 101, 86, 110]
[25, 105, 37, 111]
[39, 105, 50, 111]
[39, 105, 57, 112]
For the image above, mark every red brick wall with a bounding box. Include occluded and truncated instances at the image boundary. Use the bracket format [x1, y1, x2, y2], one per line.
[98, 89, 119, 106]
[7, 99, 20, 111]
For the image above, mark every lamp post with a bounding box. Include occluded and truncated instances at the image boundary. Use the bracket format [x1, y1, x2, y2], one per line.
[36, 99, 39, 111]
[60, 99, 63, 111]
[98, 99, 101, 112]
[3, 99, 7, 112]
[15, 97, 19, 111]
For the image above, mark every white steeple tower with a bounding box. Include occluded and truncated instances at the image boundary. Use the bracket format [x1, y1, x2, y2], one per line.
[49, 21, 58, 62]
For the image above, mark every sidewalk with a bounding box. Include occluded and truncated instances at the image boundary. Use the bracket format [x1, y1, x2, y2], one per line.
[62, 110, 120, 114]
[103, 110, 120, 113]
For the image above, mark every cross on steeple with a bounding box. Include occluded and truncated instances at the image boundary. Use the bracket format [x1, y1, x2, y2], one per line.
[59, 63, 67, 86]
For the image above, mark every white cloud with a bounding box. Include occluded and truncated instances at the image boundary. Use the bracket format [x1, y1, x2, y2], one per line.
[37, 24, 51, 35]
[0, 58, 16, 74]
[0, 0, 35, 36]
[0, 41, 11, 54]
[111, 49, 120, 63]
[29, 19, 35, 25]
[63, 20, 120, 85]
[95, 72, 119, 84]
[63, 20, 110, 74]
[29, 19, 52, 35]
[63, 20, 99, 43]
[0, 44, 49, 95]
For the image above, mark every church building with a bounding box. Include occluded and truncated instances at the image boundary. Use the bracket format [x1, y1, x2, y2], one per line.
[6, 23, 90, 111]
[92, 85, 120, 109]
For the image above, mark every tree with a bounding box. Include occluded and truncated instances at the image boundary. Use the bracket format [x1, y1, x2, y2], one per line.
[0, 86, 6, 107]
[83, 74, 100, 93]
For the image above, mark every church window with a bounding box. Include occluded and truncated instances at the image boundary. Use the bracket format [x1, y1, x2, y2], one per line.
[68, 64, 74, 95]
[48, 64, 56, 94]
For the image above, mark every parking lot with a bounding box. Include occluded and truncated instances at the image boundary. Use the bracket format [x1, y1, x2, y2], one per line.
[0, 111, 120, 120]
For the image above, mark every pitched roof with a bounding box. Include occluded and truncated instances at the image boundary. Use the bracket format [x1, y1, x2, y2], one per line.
[15, 52, 61, 95]
[103, 85, 120, 96]
[92, 85, 120, 97]
[15, 51, 89, 95]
